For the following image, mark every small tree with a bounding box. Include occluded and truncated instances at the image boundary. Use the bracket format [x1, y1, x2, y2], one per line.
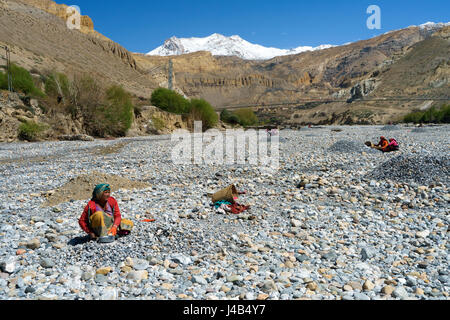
[150, 88, 191, 114]
[3, 63, 44, 97]
[0, 71, 7, 90]
[69, 74, 104, 110]
[190, 98, 218, 130]
[103, 85, 134, 136]
[439, 105, 450, 123]
[233, 108, 258, 126]
[44, 72, 70, 99]
[220, 109, 240, 125]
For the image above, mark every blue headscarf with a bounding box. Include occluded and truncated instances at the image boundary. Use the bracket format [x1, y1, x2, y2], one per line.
[92, 184, 111, 201]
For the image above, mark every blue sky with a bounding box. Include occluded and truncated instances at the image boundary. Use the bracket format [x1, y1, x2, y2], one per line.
[66, 0, 449, 53]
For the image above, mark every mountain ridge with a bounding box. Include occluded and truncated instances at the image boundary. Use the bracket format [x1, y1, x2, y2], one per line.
[147, 33, 335, 60]
[146, 22, 449, 60]
[1, 0, 448, 131]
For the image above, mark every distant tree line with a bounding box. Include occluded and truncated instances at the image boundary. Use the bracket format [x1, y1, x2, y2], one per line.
[404, 104, 450, 124]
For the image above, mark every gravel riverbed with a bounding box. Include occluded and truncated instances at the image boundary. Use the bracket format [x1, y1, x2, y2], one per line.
[0, 125, 448, 300]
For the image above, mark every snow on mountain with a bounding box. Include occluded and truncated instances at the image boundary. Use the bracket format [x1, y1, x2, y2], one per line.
[146, 22, 450, 60]
[417, 21, 450, 29]
[146, 33, 335, 60]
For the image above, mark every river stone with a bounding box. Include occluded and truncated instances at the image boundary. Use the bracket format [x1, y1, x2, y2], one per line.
[127, 270, 148, 281]
[170, 254, 192, 265]
[361, 247, 377, 261]
[0, 257, 16, 274]
[393, 286, 409, 299]
[354, 292, 370, 300]
[26, 238, 40, 249]
[416, 230, 430, 238]
[101, 287, 118, 300]
[192, 275, 208, 285]
[132, 258, 149, 271]
[40, 258, 54, 269]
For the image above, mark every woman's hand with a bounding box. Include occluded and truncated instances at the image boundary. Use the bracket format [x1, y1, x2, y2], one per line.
[108, 225, 118, 236]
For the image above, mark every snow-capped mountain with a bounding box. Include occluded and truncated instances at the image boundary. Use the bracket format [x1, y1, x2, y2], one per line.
[416, 21, 450, 29]
[146, 22, 449, 60]
[146, 33, 335, 60]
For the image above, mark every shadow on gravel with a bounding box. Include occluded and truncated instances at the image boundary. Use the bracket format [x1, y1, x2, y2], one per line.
[67, 236, 90, 246]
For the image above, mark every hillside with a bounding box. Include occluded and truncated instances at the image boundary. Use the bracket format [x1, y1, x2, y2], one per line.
[139, 25, 449, 124]
[0, 0, 448, 134]
[0, 0, 162, 98]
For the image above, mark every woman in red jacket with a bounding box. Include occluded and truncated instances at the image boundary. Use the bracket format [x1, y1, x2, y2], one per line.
[79, 184, 133, 241]
[374, 136, 389, 152]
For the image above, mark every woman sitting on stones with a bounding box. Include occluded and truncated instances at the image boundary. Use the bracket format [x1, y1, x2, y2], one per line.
[374, 136, 389, 152]
[79, 184, 133, 241]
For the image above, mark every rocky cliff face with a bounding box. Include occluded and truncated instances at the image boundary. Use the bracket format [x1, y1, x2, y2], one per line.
[0, 91, 85, 142]
[15, 0, 94, 34]
[127, 106, 189, 137]
[0, 90, 194, 142]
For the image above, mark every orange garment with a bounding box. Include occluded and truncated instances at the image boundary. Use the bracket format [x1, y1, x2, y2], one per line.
[376, 138, 389, 150]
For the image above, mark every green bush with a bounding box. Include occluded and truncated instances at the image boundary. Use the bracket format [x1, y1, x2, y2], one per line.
[99, 85, 134, 136]
[439, 105, 450, 123]
[151, 115, 166, 132]
[403, 104, 450, 124]
[233, 108, 259, 126]
[421, 107, 437, 123]
[150, 88, 191, 114]
[403, 111, 424, 123]
[18, 120, 48, 141]
[67, 76, 134, 137]
[220, 109, 240, 125]
[71, 75, 104, 108]
[44, 72, 70, 98]
[189, 98, 218, 130]
[0, 71, 7, 89]
[2, 64, 45, 97]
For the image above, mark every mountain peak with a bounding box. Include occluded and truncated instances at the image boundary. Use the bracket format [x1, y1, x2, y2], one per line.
[419, 21, 450, 29]
[146, 22, 449, 60]
[147, 34, 334, 60]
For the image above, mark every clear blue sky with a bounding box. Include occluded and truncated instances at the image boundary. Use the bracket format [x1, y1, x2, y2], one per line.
[66, 0, 449, 53]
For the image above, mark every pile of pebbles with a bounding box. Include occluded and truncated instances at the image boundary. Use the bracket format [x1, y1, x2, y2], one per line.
[380, 125, 401, 131]
[0, 124, 448, 300]
[369, 155, 449, 185]
[328, 140, 377, 154]
[411, 127, 428, 133]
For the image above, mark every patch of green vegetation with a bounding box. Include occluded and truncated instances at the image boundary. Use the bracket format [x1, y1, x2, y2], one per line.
[403, 104, 450, 123]
[190, 98, 218, 130]
[220, 108, 260, 127]
[150, 88, 191, 114]
[0, 63, 45, 97]
[18, 120, 48, 141]
[102, 85, 134, 136]
[44, 72, 70, 98]
[220, 109, 240, 125]
[232, 108, 259, 126]
[0, 70, 7, 89]
[151, 88, 218, 130]
[78, 80, 134, 137]
[151, 115, 166, 132]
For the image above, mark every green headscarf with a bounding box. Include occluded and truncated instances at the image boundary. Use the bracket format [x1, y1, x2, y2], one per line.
[92, 184, 111, 201]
